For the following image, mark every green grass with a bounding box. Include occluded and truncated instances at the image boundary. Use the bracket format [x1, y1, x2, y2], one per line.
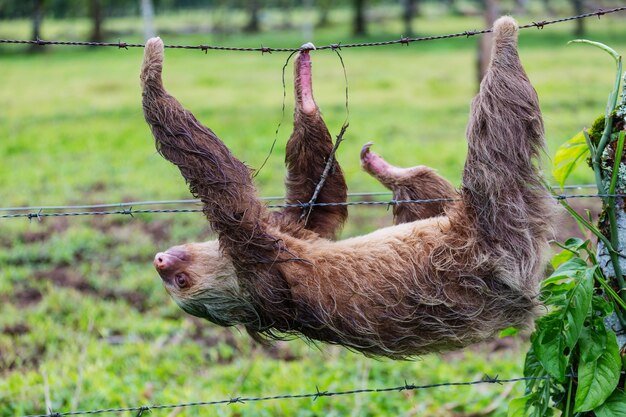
[1, 7, 625, 417]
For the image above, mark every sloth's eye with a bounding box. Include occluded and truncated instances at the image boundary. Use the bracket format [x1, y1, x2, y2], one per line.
[175, 273, 188, 288]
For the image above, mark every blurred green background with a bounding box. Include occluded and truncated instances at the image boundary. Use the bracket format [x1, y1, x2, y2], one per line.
[1, 1, 625, 416]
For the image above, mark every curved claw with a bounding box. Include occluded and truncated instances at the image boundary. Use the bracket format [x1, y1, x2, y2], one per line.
[360, 141, 374, 161]
[300, 42, 316, 52]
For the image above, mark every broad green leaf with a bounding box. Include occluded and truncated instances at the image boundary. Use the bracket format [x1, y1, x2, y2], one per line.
[550, 250, 574, 270]
[594, 390, 626, 417]
[523, 346, 543, 390]
[533, 266, 593, 379]
[508, 395, 531, 417]
[592, 294, 614, 316]
[533, 322, 568, 379]
[562, 267, 594, 348]
[578, 317, 607, 363]
[553, 131, 590, 188]
[542, 257, 588, 288]
[550, 237, 587, 269]
[574, 331, 621, 412]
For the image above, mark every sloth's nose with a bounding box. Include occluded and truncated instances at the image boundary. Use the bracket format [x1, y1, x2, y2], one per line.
[154, 252, 173, 271]
[154, 247, 189, 281]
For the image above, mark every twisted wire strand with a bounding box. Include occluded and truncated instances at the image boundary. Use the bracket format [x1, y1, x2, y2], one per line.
[0, 7, 624, 53]
[19, 375, 551, 417]
[0, 184, 599, 213]
[0, 193, 618, 220]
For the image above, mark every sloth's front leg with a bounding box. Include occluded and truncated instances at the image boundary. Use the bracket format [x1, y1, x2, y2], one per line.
[141, 37, 280, 266]
[273, 46, 348, 239]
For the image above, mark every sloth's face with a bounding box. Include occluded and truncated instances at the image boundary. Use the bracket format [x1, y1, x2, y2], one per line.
[154, 241, 252, 326]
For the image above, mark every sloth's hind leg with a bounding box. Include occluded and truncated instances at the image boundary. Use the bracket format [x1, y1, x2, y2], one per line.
[360, 142, 455, 224]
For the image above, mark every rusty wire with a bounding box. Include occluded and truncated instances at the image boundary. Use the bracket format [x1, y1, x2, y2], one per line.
[1, 7, 625, 53]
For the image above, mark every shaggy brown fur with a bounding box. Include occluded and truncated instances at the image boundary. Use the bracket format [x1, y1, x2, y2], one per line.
[272, 49, 348, 239]
[142, 16, 554, 359]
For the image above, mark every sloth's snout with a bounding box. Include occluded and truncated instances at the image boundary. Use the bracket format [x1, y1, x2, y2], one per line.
[154, 246, 189, 282]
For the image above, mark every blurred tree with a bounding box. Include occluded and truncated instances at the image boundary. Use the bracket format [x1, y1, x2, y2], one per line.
[476, 0, 499, 85]
[570, 0, 585, 36]
[279, 0, 293, 30]
[514, 0, 528, 14]
[141, 0, 156, 39]
[353, 0, 367, 36]
[317, 0, 332, 27]
[541, 0, 556, 15]
[243, 0, 260, 33]
[402, 0, 419, 37]
[89, 0, 104, 42]
[30, 0, 46, 52]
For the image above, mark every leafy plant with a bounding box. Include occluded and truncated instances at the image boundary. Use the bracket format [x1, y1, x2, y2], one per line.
[509, 41, 626, 416]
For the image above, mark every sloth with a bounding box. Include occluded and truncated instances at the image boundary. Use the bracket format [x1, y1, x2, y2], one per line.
[140, 16, 554, 359]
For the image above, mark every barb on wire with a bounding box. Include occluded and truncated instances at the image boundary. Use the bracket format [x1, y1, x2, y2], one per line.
[0, 184, 598, 213]
[18, 374, 552, 417]
[1, 192, 623, 220]
[1, 7, 624, 53]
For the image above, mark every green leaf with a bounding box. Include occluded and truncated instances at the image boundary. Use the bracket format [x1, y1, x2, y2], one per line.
[533, 322, 568, 380]
[574, 331, 621, 412]
[553, 131, 590, 188]
[578, 317, 607, 363]
[550, 238, 587, 269]
[551, 250, 574, 270]
[533, 266, 593, 380]
[499, 327, 519, 338]
[594, 390, 626, 417]
[592, 294, 614, 316]
[508, 395, 531, 417]
[542, 257, 588, 288]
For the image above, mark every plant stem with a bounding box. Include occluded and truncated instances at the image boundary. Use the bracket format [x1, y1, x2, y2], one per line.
[564, 374, 573, 417]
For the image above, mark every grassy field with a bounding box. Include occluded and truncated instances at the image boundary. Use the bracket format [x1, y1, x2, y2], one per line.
[1, 6, 625, 417]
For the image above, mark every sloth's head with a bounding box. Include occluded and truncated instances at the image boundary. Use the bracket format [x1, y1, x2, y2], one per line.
[154, 241, 255, 326]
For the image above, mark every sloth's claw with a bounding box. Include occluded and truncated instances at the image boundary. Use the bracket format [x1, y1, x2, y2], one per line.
[360, 141, 374, 161]
[300, 42, 316, 51]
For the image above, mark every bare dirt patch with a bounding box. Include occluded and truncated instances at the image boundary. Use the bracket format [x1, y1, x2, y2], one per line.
[2, 323, 30, 336]
[13, 287, 43, 307]
[34, 266, 149, 311]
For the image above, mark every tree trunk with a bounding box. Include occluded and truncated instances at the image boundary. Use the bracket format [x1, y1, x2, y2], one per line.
[514, 0, 529, 15]
[302, 0, 313, 41]
[541, 0, 555, 15]
[596, 80, 626, 350]
[317, 0, 331, 28]
[243, 0, 260, 33]
[598, 222, 626, 348]
[89, 0, 104, 43]
[476, 0, 499, 86]
[140, 0, 156, 40]
[571, 0, 585, 37]
[30, 0, 45, 52]
[403, 0, 417, 37]
[352, 0, 367, 36]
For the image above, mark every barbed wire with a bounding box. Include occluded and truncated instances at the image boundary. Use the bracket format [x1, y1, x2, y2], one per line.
[0, 192, 619, 221]
[1, 7, 625, 53]
[20, 374, 551, 417]
[0, 184, 599, 213]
